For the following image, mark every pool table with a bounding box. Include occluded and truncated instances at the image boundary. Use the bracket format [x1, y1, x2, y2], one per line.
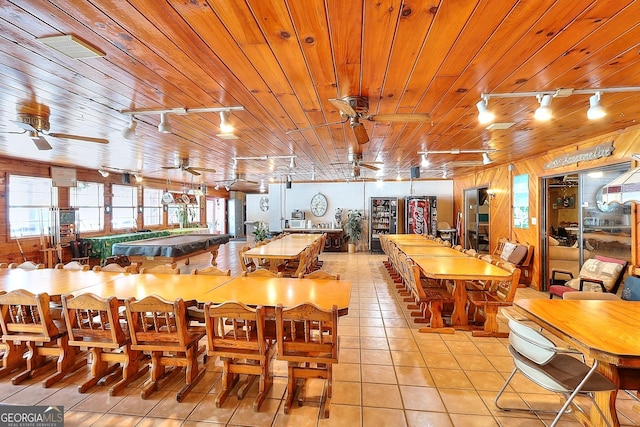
[111, 233, 230, 268]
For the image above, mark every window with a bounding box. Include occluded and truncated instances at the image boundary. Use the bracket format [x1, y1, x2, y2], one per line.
[8, 175, 55, 238]
[143, 188, 163, 227]
[70, 182, 104, 232]
[112, 184, 137, 230]
[168, 201, 200, 227]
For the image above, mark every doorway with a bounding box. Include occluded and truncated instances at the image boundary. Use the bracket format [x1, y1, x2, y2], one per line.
[464, 186, 490, 253]
[541, 164, 631, 290]
[205, 198, 226, 234]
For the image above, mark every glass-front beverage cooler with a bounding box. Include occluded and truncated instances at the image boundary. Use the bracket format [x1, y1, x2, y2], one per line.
[405, 196, 437, 236]
[369, 197, 400, 252]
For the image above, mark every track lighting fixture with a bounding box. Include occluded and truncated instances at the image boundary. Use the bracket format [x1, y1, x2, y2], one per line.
[476, 97, 495, 124]
[534, 94, 553, 121]
[478, 86, 640, 124]
[225, 185, 230, 191]
[134, 173, 142, 183]
[587, 92, 606, 120]
[214, 184, 220, 190]
[417, 149, 497, 167]
[121, 116, 137, 140]
[157, 112, 172, 133]
[219, 111, 234, 133]
[482, 152, 493, 165]
[289, 157, 296, 169]
[121, 105, 244, 136]
[442, 170, 448, 179]
[98, 169, 109, 177]
[421, 153, 429, 168]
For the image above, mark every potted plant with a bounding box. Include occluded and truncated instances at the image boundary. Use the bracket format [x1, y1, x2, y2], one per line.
[176, 204, 196, 229]
[252, 222, 269, 242]
[344, 209, 363, 253]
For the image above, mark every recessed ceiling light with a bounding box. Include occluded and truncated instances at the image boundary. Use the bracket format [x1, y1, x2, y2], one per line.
[36, 35, 105, 59]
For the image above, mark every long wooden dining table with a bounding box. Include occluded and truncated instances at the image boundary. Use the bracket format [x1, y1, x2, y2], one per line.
[244, 233, 322, 272]
[515, 298, 640, 427]
[411, 256, 512, 331]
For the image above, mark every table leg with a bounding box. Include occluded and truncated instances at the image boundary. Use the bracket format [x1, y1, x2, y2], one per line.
[209, 245, 220, 266]
[450, 280, 468, 326]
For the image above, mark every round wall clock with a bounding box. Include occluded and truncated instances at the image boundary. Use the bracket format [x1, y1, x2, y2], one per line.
[259, 195, 269, 211]
[310, 193, 328, 217]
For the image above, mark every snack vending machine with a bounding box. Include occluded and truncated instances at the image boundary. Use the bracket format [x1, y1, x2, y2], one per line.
[369, 197, 400, 252]
[405, 196, 437, 236]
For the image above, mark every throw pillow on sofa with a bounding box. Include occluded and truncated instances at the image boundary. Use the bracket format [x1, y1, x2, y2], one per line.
[621, 275, 640, 301]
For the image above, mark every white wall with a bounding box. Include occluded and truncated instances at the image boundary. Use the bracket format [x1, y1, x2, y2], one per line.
[255, 180, 453, 239]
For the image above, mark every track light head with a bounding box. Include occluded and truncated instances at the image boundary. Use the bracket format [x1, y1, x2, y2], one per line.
[289, 157, 296, 169]
[121, 116, 137, 140]
[224, 185, 230, 191]
[534, 94, 553, 121]
[476, 98, 495, 124]
[214, 184, 219, 190]
[158, 112, 172, 133]
[441, 170, 447, 179]
[587, 92, 606, 120]
[482, 152, 493, 165]
[219, 111, 234, 133]
[421, 153, 429, 167]
[134, 173, 142, 183]
[98, 169, 109, 177]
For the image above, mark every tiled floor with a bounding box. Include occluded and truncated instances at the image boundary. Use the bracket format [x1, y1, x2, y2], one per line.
[2, 240, 640, 426]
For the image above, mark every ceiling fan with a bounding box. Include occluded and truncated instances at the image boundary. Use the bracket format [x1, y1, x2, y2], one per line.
[327, 96, 431, 144]
[3, 110, 109, 150]
[161, 157, 216, 176]
[217, 173, 258, 190]
[332, 152, 384, 179]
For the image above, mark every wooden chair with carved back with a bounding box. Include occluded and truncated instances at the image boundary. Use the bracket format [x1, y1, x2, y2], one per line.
[0, 289, 86, 387]
[241, 269, 283, 278]
[124, 295, 207, 401]
[191, 266, 231, 276]
[61, 293, 148, 395]
[238, 245, 257, 273]
[275, 303, 339, 418]
[8, 261, 45, 270]
[203, 301, 276, 411]
[55, 261, 91, 271]
[93, 264, 134, 273]
[139, 264, 180, 275]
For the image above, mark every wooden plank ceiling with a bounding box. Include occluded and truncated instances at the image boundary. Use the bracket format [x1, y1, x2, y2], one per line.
[1, 0, 640, 192]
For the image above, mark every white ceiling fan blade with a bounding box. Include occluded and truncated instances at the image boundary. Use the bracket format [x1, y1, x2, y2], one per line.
[48, 132, 109, 144]
[368, 113, 430, 122]
[329, 98, 357, 117]
[10, 119, 37, 132]
[31, 135, 53, 150]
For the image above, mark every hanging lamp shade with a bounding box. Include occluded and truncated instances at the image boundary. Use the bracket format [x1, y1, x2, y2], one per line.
[600, 167, 640, 205]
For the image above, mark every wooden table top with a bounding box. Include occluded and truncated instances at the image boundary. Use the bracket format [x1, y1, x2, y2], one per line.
[245, 234, 320, 259]
[0, 269, 126, 295]
[397, 246, 467, 256]
[515, 299, 640, 367]
[413, 256, 511, 280]
[79, 273, 234, 302]
[207, 276, 352, 312]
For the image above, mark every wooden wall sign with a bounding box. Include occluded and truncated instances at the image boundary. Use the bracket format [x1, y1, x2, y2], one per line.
[543, 142, 614, 169]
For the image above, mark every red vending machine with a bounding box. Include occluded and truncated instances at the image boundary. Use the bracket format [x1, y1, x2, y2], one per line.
[405, 196, 437, 236]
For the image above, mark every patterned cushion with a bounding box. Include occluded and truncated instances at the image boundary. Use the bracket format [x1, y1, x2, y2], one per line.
[621, 275, 640, 301]
[500, 242, 517, 261]
[566, 259, 624, 292]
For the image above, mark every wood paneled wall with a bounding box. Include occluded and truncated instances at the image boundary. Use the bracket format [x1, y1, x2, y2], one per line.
[0, 157, 228, 265]
[455, 125, 640, 290]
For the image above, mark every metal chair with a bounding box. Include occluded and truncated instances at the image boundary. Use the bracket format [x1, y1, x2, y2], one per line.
[495, 309, 617, 426]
